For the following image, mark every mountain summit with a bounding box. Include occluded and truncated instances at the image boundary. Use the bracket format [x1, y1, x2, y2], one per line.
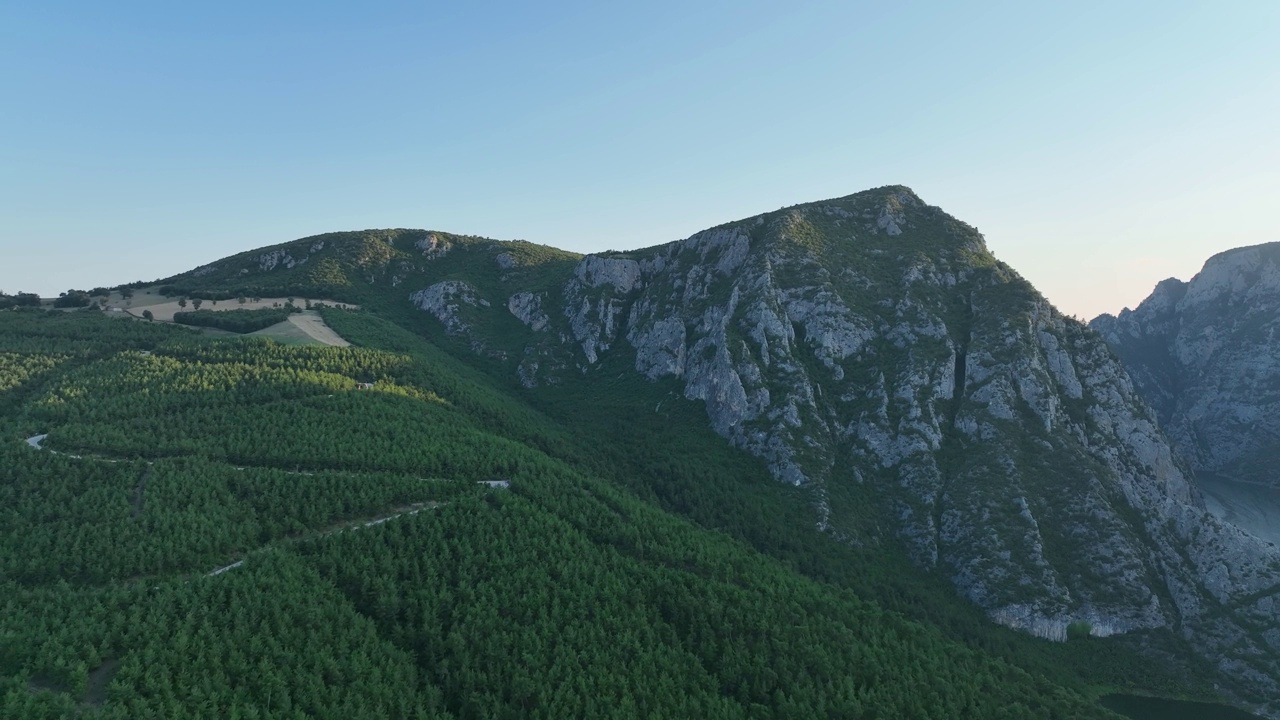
[157, 187, 1280, 712]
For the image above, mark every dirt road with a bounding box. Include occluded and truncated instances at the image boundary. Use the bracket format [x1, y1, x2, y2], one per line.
[205, 502, 438, 576]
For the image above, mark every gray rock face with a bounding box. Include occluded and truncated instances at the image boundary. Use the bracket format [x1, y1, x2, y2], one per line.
[415, 233, 451, 259]
[1092, 243, 1280, 489]
[573, 256, 643, 293]
[258, 249, 306, 271]
[629, 314, 686, 379]
[562, 257, 643, 364]
[410, 281, 481, 336]
[507, 292, 550, 332]
[530, 188, 1280, 712]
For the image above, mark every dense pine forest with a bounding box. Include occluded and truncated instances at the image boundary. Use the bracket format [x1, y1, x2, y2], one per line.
[0, 307, 1234, 718]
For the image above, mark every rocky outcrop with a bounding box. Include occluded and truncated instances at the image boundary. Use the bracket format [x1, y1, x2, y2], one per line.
[410, 281, 483, 336]
[507, 292, 549, 332]
[573, 256, 643, 293]
[258, 249, 307, 271]
[415, 233, 451, 259]
[1092, 243, 1280, 489]
[562, 257, 643, 364]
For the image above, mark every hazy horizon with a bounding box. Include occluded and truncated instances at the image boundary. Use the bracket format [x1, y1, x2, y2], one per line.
[3, 2, 1276, 319]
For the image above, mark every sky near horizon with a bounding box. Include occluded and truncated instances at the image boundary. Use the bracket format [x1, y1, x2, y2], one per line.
[1, 2, 1276, 319]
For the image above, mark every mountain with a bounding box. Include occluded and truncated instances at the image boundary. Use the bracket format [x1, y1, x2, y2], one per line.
[1092, 243, 1280, 490]
[521, 187, 1280, 710]
[12, 186, 1280, 716]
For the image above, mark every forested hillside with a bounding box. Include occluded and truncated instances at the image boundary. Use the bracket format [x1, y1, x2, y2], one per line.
[0, 306, 1194, 718]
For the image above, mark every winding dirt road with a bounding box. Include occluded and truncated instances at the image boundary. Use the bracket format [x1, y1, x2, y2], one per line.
[204, 502, 439, 576]
[22, 435, 499, 580]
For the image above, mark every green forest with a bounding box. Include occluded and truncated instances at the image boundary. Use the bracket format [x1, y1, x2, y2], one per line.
[0, 306, 1231, 718]
[172, 308, 301, 334]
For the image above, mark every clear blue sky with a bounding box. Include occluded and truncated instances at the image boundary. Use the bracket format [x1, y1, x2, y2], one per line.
[2, 1, 1276, 318]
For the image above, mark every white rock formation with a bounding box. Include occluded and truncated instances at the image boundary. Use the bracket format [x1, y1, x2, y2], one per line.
[410, 281, 481, 336]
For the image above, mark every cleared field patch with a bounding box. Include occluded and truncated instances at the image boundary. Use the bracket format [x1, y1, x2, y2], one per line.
[248, 311, 350, 347]
[247, 320, 318, 345]
[286, 311, 350, 346]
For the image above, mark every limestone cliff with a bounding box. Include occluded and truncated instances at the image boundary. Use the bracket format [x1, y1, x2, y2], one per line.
[515, 188, 1280, 712]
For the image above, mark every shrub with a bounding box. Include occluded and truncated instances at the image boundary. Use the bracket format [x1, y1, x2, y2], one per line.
[54, 290, 92, 308]
[1067, 621, 1093, 640]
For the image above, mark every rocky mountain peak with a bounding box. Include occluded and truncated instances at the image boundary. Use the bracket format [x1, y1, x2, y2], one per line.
[1181, 241, 1280, 309]
[1145, 277, 1189, 311]
[1091, 241, 1280, 494]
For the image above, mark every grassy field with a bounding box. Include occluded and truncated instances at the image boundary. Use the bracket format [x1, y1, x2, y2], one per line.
[243, 311, 351, 346]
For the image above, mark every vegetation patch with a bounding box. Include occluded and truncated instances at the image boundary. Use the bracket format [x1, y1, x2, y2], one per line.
[172, 307, 300, 333]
